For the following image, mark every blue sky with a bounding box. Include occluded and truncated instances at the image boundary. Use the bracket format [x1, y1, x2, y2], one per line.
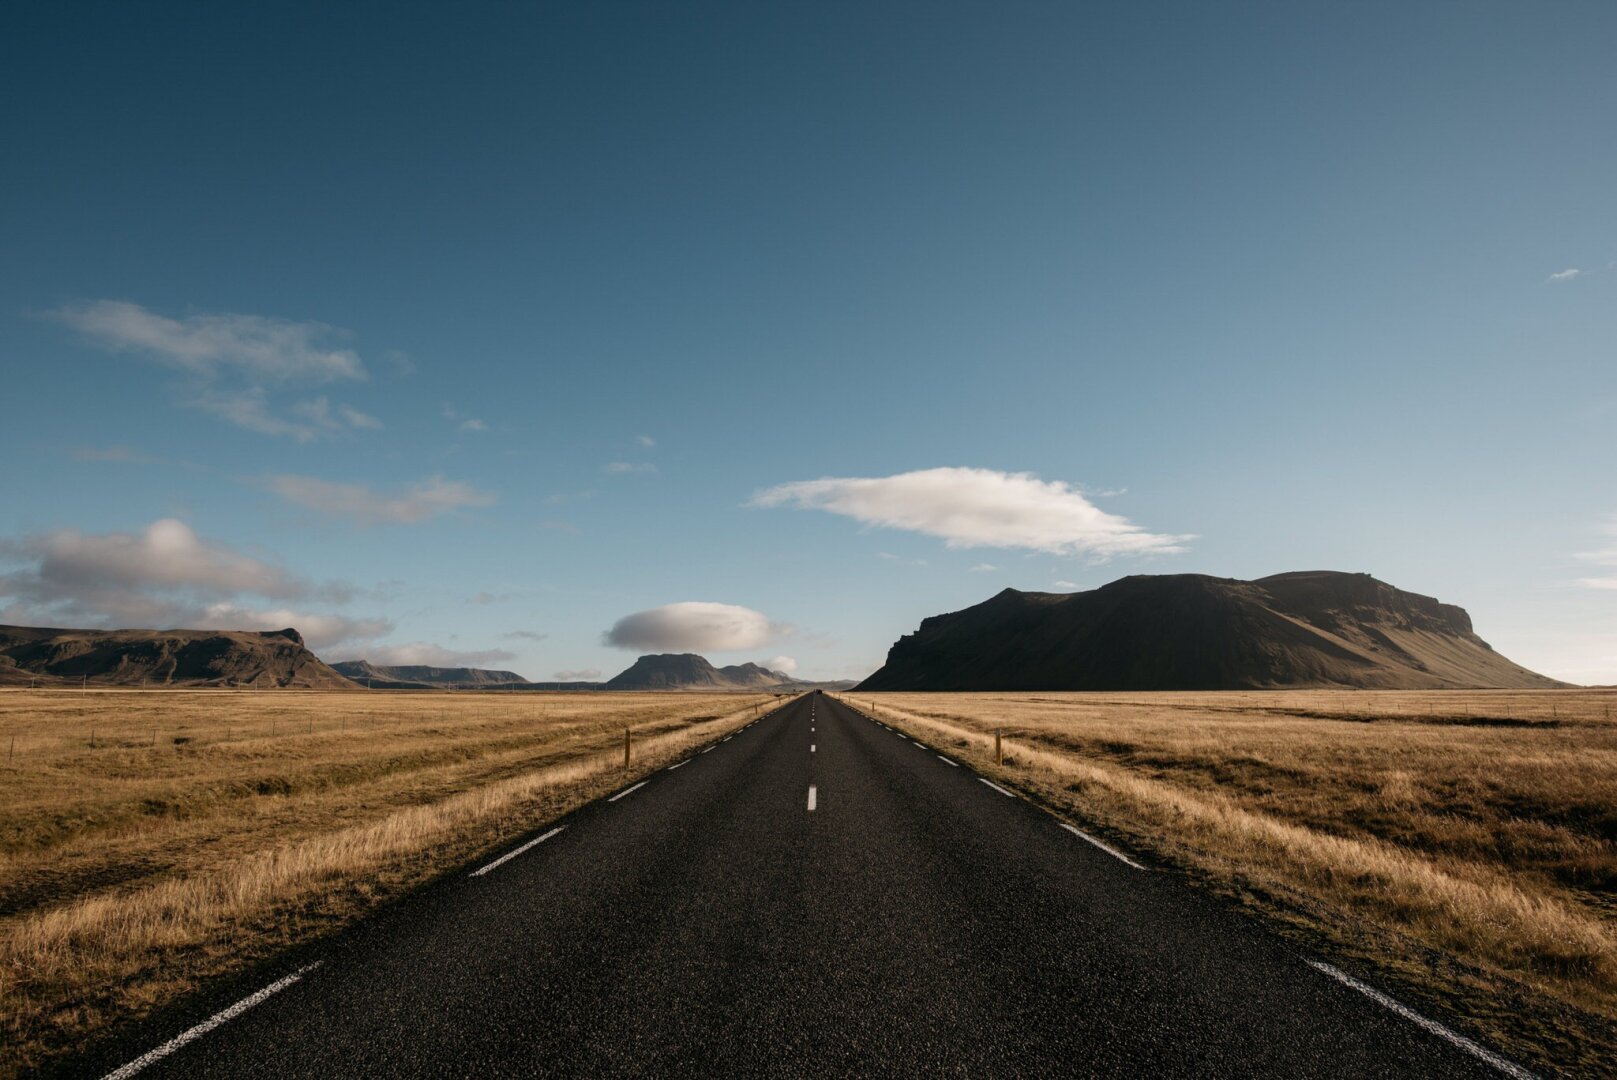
[2, 2, 1614, 682]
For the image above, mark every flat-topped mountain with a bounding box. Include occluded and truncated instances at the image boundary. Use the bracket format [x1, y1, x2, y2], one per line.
[604, 653, 795, 690]
[0, 625, 357, 688]
[330, 660, 529, 689]
[858, 571, 1565, 691]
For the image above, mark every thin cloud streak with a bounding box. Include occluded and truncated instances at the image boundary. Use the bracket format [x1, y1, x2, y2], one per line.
[267, 474, 496, 526]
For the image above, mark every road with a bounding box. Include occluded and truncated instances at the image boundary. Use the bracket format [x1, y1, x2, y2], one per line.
[75, 692, 1521, 1078]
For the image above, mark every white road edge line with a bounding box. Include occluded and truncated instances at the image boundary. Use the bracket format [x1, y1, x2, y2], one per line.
[666, 760, 689, 771]
[811, 744, 816, 752]
[807, 785, 818, 811]
[978, 778, 1017, 798]
[936, 755, 959, 767]
[608, 781, 648, 802]
[471, 826, 567, 877]
[1058, 822, 1146, 871]
[702, 746, 715, 753]
[100, 962, 322, 1080]
[1304, 960, 1535, 1079]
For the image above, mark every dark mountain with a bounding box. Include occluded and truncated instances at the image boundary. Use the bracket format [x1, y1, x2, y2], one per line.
[330, 660, 529, 689]
[603, 653, 843, 691]
[858, 571, 1565, 691]
[0, 625, 358, 688]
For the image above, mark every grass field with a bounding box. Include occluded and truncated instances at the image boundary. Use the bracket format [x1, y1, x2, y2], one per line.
[0, 688, 777, 1077]
[835, 689, 1617, 1076]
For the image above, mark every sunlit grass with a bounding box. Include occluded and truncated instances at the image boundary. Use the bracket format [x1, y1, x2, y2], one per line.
[0, 688, 776, 1077]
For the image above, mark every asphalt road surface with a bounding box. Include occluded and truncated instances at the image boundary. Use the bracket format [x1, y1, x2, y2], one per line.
[76, 692, 1525, 1079]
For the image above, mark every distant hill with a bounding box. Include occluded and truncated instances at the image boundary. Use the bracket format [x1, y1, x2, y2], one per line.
[0, 625, 358, 688]
[858, 572, 1565, 692]
[603, 653, 852, 691]
[330, 660, 529, 689]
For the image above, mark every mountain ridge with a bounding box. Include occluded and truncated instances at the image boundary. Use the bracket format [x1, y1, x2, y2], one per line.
[858, 571, 1564, 691]
[0, 625, 358, 688]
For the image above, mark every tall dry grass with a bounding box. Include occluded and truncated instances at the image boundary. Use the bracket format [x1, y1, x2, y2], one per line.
[0, 688, 777, 1076]
[838, 689, 1617, 1075]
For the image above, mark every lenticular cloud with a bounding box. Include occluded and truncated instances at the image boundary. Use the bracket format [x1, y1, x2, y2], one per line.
[751, 467, 1190, 557]
[603, 602, 784, 652]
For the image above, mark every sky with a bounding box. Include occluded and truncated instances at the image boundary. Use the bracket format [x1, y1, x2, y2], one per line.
[2, 1, 1614, 684]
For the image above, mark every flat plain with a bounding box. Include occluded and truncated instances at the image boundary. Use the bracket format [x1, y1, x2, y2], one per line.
[0, 688, 775, 1077]
[839, 689, 1617, 1073]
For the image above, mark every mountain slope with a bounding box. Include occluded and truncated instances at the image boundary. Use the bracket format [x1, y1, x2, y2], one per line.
[858, 572, 1564, 691]
[330, 660, 529, 688]
[0, 625, 358, 688]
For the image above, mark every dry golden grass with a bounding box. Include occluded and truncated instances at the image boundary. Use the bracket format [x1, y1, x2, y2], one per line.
[837, 689, 1617, 1076]
[0, 688, 778, 1077]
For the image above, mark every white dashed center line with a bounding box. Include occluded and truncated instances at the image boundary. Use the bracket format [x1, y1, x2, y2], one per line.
[1058, 823, 1145, 870]
[472, 826, 567, 877]
[811, 744, 816, 752]
[978, 778, 1016, 798]
[101, 963, 323, 1080]
[936, 755, 959, 767]
[807, 785, 818, 811]
[608, 781, 648, 802]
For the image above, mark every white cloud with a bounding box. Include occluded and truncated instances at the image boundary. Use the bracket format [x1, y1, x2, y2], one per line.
[1054, 580, 1081, 589]
[753, 467, 1190, 557]
[267, 474, 496, 525]
[47, 301, 385, 442]
[503, 630, 549, 642]
[604, 461, 657, 475]
[1574, 517, 1617, 589]
[49, 299, 365, 382]
[553, 668, 602, 681]
[765, 655, 799, 673]
[340, 404, 383, 430]
[459, 418, 488, 432]
[334, 642, 516, 667]
[636, 435, 656, 448]
[969, 563, 1000, 572]
[0, 519, 385, 649]
[1548, 268, 1582, 282]
[604, 601, 787, 652]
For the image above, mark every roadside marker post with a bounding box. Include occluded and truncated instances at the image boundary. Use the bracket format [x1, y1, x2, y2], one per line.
[623, 727, 632, 767]
[995, 729, 1003, 765]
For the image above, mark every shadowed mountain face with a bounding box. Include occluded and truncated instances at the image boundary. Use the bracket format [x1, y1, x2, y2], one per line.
[329, 660, 528, 688]
[603, 654, 794, 690]
[0, 625, 357, 688]
[858, 571, 1565, 691]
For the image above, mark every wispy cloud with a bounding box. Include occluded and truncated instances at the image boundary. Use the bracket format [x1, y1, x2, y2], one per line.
[1574, 517, 1617, 589]
[334, 642, 516, 667]
[753, 467, 1191, 558]
[48, 300, 384, 441]
[604, 461, 657, 475]
[636, 434, 656, 448]
[442, 404, 488, 432]
[1548, 268, 1583, 282]
[0, 518, 385, 649]
[48, 299, 364, 381]
[603, 601, 788, 652]
[469, 591, 515, 605]
[553, 668, 602, 681]
[266, 474, 496, 526]
[503, 630, 549, 642]
[968, 563, 1000, 572]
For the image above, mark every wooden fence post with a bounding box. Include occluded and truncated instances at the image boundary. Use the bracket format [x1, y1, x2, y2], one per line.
[995, 728, 1003, 765]
[624, 727, 632, 767]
